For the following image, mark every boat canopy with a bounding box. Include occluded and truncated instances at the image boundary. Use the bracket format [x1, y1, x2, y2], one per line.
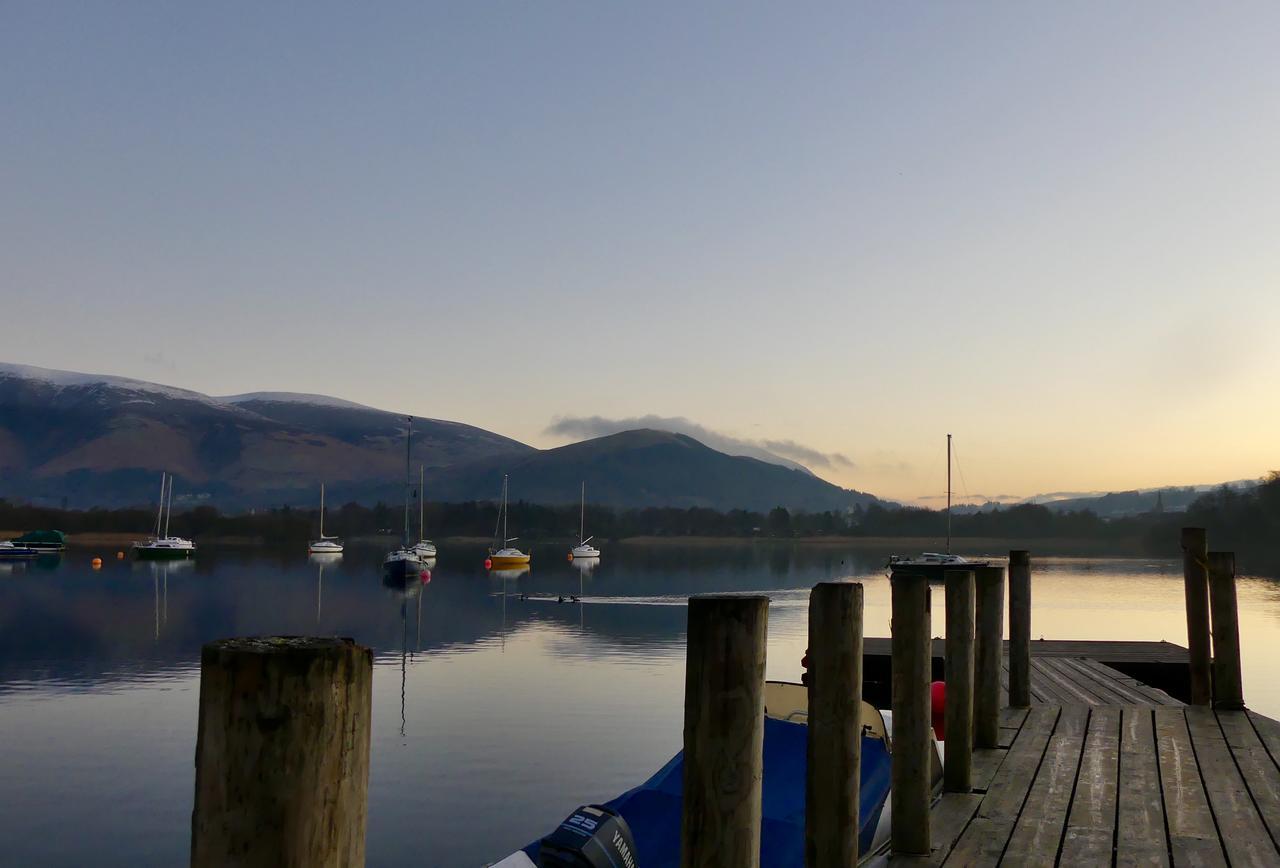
[12, 530, 66, 545]
[520, 716, 891, 866]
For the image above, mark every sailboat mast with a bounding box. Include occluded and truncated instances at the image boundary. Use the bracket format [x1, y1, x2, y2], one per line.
[319, 483, 325, 538]
[164, 474, 173, 538]
[403, 417, 413, 546]
[503, 475, 509, 544]
[420, 466, 425, 541]
[580, 481, 585, 544]
[155, 472, 166, 537]
[946, 433, 952, 555]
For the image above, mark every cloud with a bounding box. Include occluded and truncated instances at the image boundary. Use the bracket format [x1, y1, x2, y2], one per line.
[544, 415, 853, 475]
[759, 439, 853, 469]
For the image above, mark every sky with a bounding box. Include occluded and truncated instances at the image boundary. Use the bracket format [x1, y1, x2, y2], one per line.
[3, 3, 1278, 504]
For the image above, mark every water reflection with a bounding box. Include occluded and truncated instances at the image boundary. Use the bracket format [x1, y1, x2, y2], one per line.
[1, 543, 1279, 868]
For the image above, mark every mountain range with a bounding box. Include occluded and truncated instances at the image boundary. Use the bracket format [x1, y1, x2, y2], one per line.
[0, 362, 877, 512]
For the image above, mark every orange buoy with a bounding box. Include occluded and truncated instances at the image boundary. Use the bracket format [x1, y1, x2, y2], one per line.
[116, 551, 125, 559]
[91, 557, 103, 569]
[567, 553, 574, 562]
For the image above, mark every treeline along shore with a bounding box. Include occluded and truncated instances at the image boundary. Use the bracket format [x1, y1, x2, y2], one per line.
[2, 472, 1277, 567]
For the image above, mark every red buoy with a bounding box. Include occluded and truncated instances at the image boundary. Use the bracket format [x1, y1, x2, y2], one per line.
[930, 681, 947, 741]
[420, 570, 431, 583]
[484, 558, 492, 570]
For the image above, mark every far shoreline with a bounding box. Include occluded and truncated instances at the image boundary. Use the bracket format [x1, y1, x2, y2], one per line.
[10, 530, 1154, 557]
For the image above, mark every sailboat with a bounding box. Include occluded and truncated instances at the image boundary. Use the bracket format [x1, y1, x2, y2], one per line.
[487, 475, 530, 568]
[411, 466, 437, 559]
[133, 472, 196, 560]
[308, 483, 344, 554]
[569, 481, 600, 561]
[888, 433, 990, 580]
[384, 417, 423, 580]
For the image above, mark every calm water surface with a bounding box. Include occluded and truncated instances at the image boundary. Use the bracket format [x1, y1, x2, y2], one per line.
[1, 543, 1278, 866]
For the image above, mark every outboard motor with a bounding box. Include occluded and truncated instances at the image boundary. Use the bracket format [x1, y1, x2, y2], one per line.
[538, 804, 638, 868]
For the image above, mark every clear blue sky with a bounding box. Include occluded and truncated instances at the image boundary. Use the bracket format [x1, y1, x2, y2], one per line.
[3, 3, 1278, 501]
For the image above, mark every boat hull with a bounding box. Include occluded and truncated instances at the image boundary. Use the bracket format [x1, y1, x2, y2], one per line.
[383, 556, 423, 580]
[889, 561, 990, 581]
[308, 542, 344, 554]
[0, 548, 40, 561]
[133, 547, 195, 560]
[489, 554, 530, 568]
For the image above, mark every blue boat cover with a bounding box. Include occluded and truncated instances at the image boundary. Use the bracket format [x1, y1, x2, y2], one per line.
[524, 716, 891, 866]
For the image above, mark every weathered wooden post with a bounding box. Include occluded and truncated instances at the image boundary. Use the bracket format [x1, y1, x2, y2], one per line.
[682, 595, 769, 868]
[1007, 550, 1032, 708]
[1181, 527, 1213, 706]
[891, 572, 932, 855]
[973, 565, 1005, 748]
[1208, 552, 1244, 710]
[943, 569, 975, 793]
[806, 581, 864, 867]
[191, 637, 373, 868]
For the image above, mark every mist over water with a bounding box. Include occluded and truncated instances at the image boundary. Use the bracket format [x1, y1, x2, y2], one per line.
[1, 544, 1277, 866]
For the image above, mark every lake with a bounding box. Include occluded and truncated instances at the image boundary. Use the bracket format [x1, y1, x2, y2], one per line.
[1, 542, 1278, 866]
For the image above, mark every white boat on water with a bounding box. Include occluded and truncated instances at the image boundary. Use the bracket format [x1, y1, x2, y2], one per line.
[411, 465, 437, 559]
[384, 417, 423, 580]
[888, 434, 990, 579]
[308, 483, 344, 554]
[569, 480, 600, 561]
[0, 541, 40, 560]
[488, 475, 530, 568]
[133, 473, 196, 560]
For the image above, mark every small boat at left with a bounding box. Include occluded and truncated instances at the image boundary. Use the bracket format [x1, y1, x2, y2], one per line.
[307, 483, 343, 554]
[133, 472, 196, 560]
[0, 541, 41, 560]
[384, 417, 422, 580]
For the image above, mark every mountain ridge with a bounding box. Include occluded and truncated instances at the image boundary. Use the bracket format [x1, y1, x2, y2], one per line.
[0, 362, 876, 512]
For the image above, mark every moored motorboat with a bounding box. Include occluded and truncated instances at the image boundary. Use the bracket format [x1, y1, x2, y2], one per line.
[0, 541, 41, 560]
[7, 530, 67, 552]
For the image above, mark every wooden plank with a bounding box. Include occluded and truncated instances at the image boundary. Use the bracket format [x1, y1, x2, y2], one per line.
[1154, 707, 1225, 867]
[1184, 706, 1276, 866]
[1001, 705, 1089, 867]
[941, 817, 1015, 865]
[1074, 657, 1183, 707]
[1041, 657, 1132, 706]
[1054, 658, 1153, 706]
[1116, 706, 1169, 866]
[861, 638, 1189, 665]
[1029, 658, 1100, 706]
[886, 792, 982, 867]
[1216, 710, 1280, 853]
[979, 705, 1060, 821]
[972, 747, 1008, 794]
[1247, 710, 1280, 770]
[1060, 706, 1121, 865]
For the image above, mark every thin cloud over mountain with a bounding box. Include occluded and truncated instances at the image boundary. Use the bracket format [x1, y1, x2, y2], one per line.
[544, 415, 852, 474]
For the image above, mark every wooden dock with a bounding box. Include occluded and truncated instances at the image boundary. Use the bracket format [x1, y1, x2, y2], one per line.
[874, 649, 1280, 866]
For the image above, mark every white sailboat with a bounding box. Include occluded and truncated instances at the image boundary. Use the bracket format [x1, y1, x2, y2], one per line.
[308, 483, 344, 554]
[384, 417, 423, 580]
[133, 472, 196, 559]
[569, 481, 600, 561]
[888, 433, 989, 579]
[411, 465, 437, 560]
[488, 475, 530, 568]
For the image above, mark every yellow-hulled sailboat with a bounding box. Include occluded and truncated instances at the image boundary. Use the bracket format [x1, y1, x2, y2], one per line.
[487, 474, 530, 568]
